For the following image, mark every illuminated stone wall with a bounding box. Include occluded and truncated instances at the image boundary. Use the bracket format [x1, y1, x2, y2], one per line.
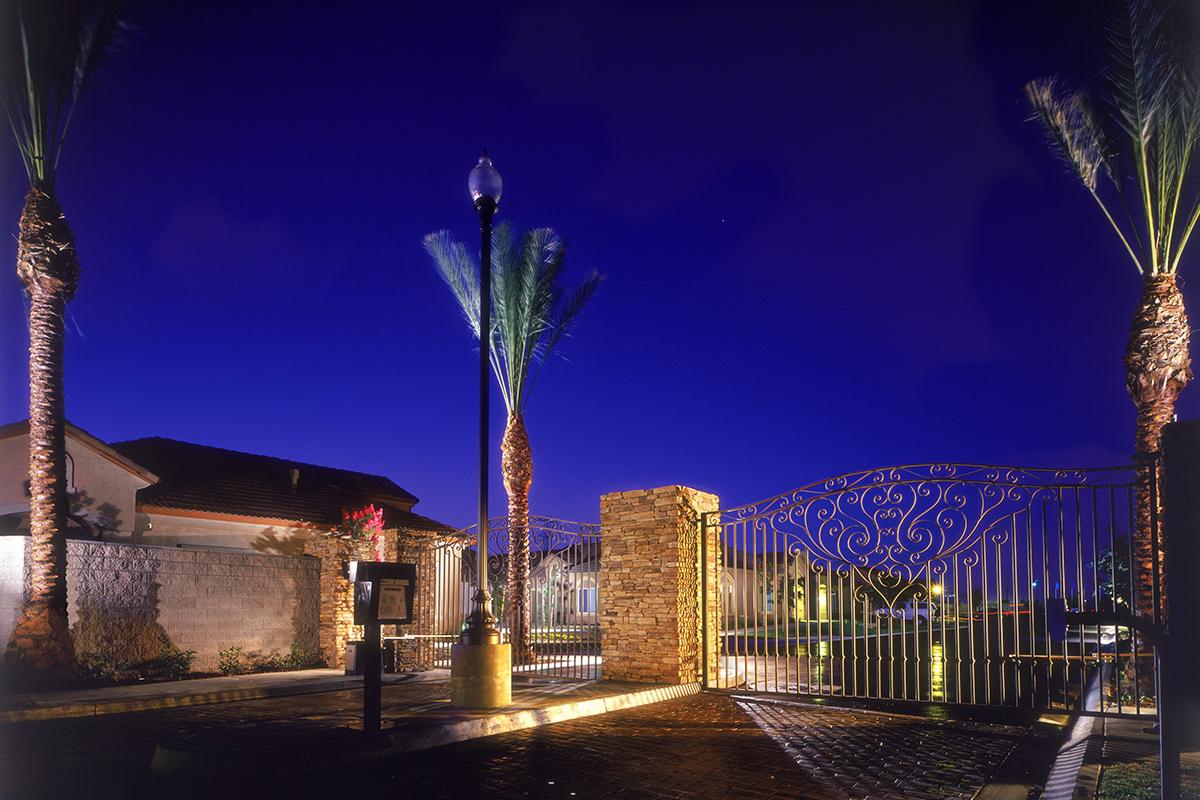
[306, 532, 395, 669]
[598, 486, 719, 684]
[306, 528, 441, 671]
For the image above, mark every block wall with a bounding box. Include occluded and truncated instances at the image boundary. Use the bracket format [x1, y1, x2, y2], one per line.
[0, 536, 320, 672]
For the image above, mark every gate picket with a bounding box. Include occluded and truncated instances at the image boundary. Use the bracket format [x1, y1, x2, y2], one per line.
[426, 516, 602, 681]
[703, 463, 1160, 717]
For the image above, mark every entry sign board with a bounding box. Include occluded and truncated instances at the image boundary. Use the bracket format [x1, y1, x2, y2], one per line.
[350, 561, 416, 625]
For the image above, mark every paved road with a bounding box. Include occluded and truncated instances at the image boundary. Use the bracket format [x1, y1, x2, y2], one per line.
[740, 698, 1029, 799]
[1, 687, 1041, 799]
[341, 695, 1037, 800]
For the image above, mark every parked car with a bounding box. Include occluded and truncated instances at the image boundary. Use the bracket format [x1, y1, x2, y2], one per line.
[875, 601, 937, 623]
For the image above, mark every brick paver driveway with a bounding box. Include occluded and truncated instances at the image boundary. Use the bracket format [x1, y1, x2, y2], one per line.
[313, 694, 1036, 800]
[1, 688, 1041, 799]
[739, 698, 1030, 800]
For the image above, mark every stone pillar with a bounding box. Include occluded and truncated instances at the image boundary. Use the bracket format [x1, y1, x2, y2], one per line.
[1160, 421, 1200, 746]
[306, 532, 397, 670]
[305, 527, 447, 673]
[599, 485, 718, 684]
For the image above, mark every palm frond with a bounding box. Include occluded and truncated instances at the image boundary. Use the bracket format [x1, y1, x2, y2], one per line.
[423, 229, 481, 338]
[72, 0, 122, 98]
[1026, 0, 1200, 276]
[543, 269, 603, 363]
[1105, 0, 1175, 145]
[425, 224, 602, 414]
[525, 268, 603, 402]
[0, 0, 124, 187]
[1025, 78, 1110, 191]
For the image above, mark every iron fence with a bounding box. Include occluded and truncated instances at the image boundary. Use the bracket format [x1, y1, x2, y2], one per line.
[423, 515, 602, 681]
[703, 463, 1162, 717]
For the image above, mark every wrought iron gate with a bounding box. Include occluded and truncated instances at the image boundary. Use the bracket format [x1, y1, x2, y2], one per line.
[703, 464, 1162, 716]
[423, 515, 602, 680]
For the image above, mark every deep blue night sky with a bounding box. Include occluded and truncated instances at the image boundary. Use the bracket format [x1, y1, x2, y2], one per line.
[1, 1, 1191, 526]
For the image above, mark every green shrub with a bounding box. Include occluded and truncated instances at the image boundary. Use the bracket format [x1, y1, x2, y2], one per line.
[252, 652, 287, 672]
[247, 642, 319, 672]
[217, 645, 246, 676]
[217, 642, 320, 675]
[78, 642, 194, 684]
[146, 643, 195, 680]
[1098, 759, 1200, 799]
[286, 641, 320, 669]
[78, 651, 120, 683]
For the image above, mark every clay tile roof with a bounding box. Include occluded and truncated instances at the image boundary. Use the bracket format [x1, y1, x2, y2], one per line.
[109, 436, 451, 529]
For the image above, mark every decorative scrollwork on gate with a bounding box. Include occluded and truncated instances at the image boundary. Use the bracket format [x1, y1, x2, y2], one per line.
[721, 463, 1133, 608]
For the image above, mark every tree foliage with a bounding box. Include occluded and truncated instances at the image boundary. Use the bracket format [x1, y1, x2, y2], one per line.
[0, 0, 123, 188]
[424, 223, 603, 413]
[1026, 0, 1200, 275]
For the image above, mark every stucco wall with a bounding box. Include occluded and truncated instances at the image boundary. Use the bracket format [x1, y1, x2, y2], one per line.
[134, 512, 315, 554]
[0, 537, 24, 650]
[0, 537, 320, 672]
[0, 431, 150, 535]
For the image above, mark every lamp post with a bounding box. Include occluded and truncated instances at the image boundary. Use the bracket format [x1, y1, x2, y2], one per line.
[461, 151, 502, 646]
[450, 153, 511, 709]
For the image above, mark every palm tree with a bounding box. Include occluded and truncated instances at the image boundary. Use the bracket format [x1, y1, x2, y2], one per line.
[1025, 0, 1197, 621]
[425, 224, 602, 661]
[1, 0, 122, 681]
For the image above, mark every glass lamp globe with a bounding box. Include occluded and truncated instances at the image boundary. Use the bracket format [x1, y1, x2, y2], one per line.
[468, 152, 503, 205]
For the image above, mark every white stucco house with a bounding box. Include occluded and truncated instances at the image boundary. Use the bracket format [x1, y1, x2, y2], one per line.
[529, 551, 598, 627]
[0, 420, 451, 553]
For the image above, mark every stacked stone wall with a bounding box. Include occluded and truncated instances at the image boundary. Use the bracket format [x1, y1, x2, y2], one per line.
[305, 527, 443, 671]
[598, 486, 718, 684]
[305, 532, 396, 670]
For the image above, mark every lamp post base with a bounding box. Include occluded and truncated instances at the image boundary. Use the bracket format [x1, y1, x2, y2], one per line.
[450, 642, 511, 709]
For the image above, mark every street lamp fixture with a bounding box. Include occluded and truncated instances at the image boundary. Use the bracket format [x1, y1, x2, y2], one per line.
[468, 151, 503, 207]
[460, 151, 502, 647]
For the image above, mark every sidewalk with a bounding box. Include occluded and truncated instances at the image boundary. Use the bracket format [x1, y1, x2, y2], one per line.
[1043, 678, 1200, 800]
[3, 678, 1045, 799]
[1, 670, 699, 790]
[0, 667, 443, 721]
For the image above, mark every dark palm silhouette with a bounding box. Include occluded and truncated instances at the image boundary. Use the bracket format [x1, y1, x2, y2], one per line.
[1, 0, 123, 681]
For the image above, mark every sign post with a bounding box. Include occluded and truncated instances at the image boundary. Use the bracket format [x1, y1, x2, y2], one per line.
[348, 560, 416, 734]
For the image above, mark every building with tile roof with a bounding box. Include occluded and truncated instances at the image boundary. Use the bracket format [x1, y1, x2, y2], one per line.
[1, 421, 453, 553]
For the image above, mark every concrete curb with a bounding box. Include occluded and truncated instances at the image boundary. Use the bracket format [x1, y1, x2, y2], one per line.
[0, 671, 443, 723]
[150, 682, 701, 777]
[388, 681, 700, 754]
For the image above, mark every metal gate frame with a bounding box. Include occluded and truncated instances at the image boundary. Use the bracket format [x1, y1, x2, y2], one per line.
[700, 462, 1164, 720]
[425, 515, 602, 680]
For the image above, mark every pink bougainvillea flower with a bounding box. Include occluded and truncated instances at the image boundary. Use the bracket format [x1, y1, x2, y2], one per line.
[334, 504, 386, 545]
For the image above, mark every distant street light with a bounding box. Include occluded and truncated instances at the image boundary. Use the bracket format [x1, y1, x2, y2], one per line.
[461, 152, 502, 646]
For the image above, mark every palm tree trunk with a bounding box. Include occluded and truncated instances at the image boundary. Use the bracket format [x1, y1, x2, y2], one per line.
[1125, 273, 1191, 626]
[501, 412, 535, 663]
[4, 187, 79, 682]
